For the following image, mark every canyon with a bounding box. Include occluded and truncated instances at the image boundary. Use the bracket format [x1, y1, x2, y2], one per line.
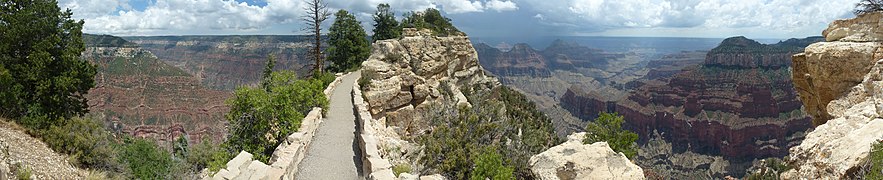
[83, 35, 316, 147]
[475, 36, 821, 178]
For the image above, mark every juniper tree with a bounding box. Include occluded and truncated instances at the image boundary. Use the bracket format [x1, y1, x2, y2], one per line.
[0, 0, 97, 129]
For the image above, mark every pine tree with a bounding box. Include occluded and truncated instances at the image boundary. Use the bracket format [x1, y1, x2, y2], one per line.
[327, 10, 370, 73]
[0, 0, 97, 129]
[372, 3, 400, 42]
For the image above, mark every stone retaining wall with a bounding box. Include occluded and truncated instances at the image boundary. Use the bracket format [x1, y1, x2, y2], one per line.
[352, 80, 397, 180]
[208, 72, 350, 180]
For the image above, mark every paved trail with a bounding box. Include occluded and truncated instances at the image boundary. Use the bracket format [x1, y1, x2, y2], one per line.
[296, 72, 363, 179]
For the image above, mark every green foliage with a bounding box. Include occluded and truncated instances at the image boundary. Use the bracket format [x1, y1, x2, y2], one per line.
[745, 158, 791, 180]
[119, 138, 173, 179]
[223, 57, 329, 163]
[401, 8, 461, 36]
[419, 85, 557, 179]
[13, 163, 32, 180]
[313, 71, 336, 88]
[41, 117, 124, 173]
[0, 0, 97, 129]
[858, 141, 883, 179]
[471, 147, 515, 180]
[372, 3, 401, 42]
[327, 10, 370, 73]
[186, 138, 224, 172]
[261, 54, 277, 91]
[584, 112, 639, 159]
[393, 164, 412, 177]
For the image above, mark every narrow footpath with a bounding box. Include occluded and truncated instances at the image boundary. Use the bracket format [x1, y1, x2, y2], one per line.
[295, 72, 363, 179]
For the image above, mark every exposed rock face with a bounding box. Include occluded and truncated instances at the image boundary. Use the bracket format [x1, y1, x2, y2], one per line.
[529, 132, 645, 180]
[83, 35, 229, 147]
[783, 12, 883, 179]
[558, 37, 820, 177]
[361, 28, 499, 137]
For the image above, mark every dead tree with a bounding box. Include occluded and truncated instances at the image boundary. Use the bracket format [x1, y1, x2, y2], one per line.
[855, 0, 883, 15]
[302, 0, 330, 74]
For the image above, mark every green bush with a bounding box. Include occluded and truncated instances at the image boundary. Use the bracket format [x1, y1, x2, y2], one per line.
[13, 163, 32, 180]
[119, 138, 173, 179]
[186, 138, 224, 171]
[419, 86, 557, 179]
[471, 147, 515, 180]
[41, 117, 123, 173]
[392, 164, 412, 177]
[584, 112, 639, 159]
[223, 56, 330, 163]
[401, 8, 461, 36]
[858, 141, 883, 179]
[745, 158, 790, 180]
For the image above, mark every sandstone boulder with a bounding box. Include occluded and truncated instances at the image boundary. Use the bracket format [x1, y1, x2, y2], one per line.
[529, 133, 645, 180]
[791, 42, 882, 125]
[785, 13, 883, 179]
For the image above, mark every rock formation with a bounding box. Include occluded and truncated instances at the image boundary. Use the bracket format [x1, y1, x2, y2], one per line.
[83, 34, 229, 147]
[529, 132, 645, 180]
[360, 28, 499, 137]
[783, 12, 883, 179]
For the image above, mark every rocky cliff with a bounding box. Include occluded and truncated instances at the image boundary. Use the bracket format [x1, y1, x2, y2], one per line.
[783, 12, 883, 179]
[360, 28, 500, 137]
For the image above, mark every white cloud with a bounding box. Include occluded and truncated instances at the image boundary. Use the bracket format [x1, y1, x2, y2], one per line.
[61, 0, 520, 35]
[435, 0, 484, 13]
[485, 0, 518, 12]
[523, 0, 858, 34]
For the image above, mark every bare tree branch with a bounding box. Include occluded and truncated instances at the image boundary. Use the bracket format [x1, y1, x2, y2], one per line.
[302, 0, 330, 75]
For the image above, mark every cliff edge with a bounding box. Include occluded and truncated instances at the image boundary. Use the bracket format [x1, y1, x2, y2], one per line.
[785, 12, 883, 179]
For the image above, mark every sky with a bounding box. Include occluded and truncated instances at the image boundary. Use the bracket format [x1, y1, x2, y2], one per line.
[58, 0, 861, 39]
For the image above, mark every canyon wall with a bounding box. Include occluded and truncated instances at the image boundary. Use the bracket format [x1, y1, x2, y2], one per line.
[559, 36, 819, 168]
[83, 35, 230, 146]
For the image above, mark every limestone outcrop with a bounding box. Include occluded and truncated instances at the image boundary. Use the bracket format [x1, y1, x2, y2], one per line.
[528, 132, 645, 180]
[784, 12, 883, 179]
[360, 28, 499, 137]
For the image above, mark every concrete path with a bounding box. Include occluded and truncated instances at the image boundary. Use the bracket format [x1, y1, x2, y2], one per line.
[296, 72, 363, 179]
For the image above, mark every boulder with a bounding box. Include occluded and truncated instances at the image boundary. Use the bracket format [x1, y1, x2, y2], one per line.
[785, 12, 883, 179]
[528, 133, 645, 180]
[791, 42, 882, 125]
